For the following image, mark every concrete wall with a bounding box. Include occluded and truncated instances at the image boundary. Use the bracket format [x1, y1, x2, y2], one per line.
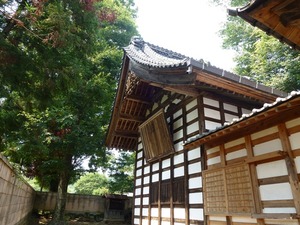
[0, 154, 35, 225]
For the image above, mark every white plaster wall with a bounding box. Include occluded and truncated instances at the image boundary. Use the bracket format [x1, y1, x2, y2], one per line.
[173, 118, 183, 130]
[187, 109, 198, 122]
[136, 160, 143, 168]
[189, 193, 203, 204]
[226, 149, 247, 161]
[223, 103, 238, 113]
[144, 166, 150, 174]
[189, 208, 203, 220]
[289, 132, 300, 150]
[174, 153, 184, 165]
[143, 197, 149, 205]
[135, 198, 140, 206]
[151, 207, 158, 217]
[152, 173, 159, 182]
[143, 176, 150, 184]
[134, 218, 140, 225]
[142, 208, 148, 216]
[134, 208, 140, 216]
[143, 186, 149, 195]
[137, 150, 143, 158]
[256, 160, 288, 179]
[152, 162, 159, 171]
[263, 207, 296, 214]
[188, 148, 201, 161]
[174, 141, 184, 152]
[173, 109, 182, 119]
[174, 166, 184, 177]
[204, 108, 221, 120]
[162, 170, 170, 180]
[224, 138, 244, 148]
[205, 120, 221, 131]
[285, 117, 300, 129]
[188, 162, 201, 174]
[203, 97, 219, 108]
[173, 129, 183, 141]
[174, 208, 185, 219]
[162, 158, 170, 168]
[225, 113, 238, 122]
[161, 208, 171, 217]
[142, 219, 149, 225]
[231, 217, 257, 223]
[187, 122, 199, 134]
[135, 178, 141, 186]
[207, 156, 221, 166]
[259, 183, 293, 200]
[135, 188, 141, 196]
[186, 99, 197, 111]
[206, 146, 220, 155]
[265, 219, 299, 225]
[189, 177, 202, 189]
[251, 126, 278, 139]
[253, 139, 282, 156]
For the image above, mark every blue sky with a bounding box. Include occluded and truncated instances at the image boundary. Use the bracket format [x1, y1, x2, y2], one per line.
[134, 0, 235, 71]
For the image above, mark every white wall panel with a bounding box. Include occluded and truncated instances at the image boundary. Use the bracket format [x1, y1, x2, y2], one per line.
[137, 150, 143, 158]
[174, 141, 183, 152]
[188, 162, 201, 174]
[224, 138, 244, 148]
[187, 122, 199, 135]
[134, 208, 140, 216]
[142, 208, 148, 216]
[289, 132, 300, 150]
[174, 208, 185, 219]
[134, 218, 140, 225]
[204, 108, 221, 120]
[231, 217, 257, 223]
[223, 103, 238, 113]
[144, 166, 150, 174]
[187, 109, 198, 122]
[174, 153, 184, 165]
[143, 197, 149, 205]
[136, 160, 143, 168]
[152, 162, 159, 171]
[143, 176, 149, 184]
[189, 177, 202, 189]
[162, 170, 170, 180]
[226, 149, 247, 161]
[173, 109, 182, 119]
[256, 160, 288, 179]
[295, 157, 300, 173]
[251, 126, 278, 139]
[203, 97, 219, 108]
[173, 118, 183, 130]
[142, 219, 148, 225]
[189, 192, 203, 204]
[241, 108, 251, 114]
[136, 178, 141, 186]
[143, 186, 149, 195]
[161, 221, 170, 225]
[173, 129, 183, 141]
[151, 207, 158, 217]
[135, 188, 141, 196]
[174, 166, 184, 177]
[285, 117, 300, 128]
[188, 148, 201, 161]
[206, 146, 220, 154]
[135, 198, 140, 206]
[260, 183, 293, 200]
[263, 207, 296, 214]
[152, 173, 159, 182]
[189, 208, 203, 220]
[162, 159, 170, 169]
[161, 208, 170, 217]
[205, 120, 221, 131]
[207, 156, 221, 166]
[253, 139, 282, 156]
[136, 169, 142, 177]
[186, 99, 197, 111]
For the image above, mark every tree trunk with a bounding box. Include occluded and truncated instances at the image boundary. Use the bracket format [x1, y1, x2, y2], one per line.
[49, 155, 72, 225]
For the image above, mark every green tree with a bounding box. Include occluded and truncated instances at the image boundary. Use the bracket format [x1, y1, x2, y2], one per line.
[106, 151, 135, 194]
[210, 0, 300, 92]
[73, 172, 109, 195]
[0, 0, 137, 224]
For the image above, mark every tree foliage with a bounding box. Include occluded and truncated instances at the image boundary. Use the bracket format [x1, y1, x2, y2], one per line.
[211, 0, 300, 92]
[0, 0, 137, 224]
[73, 172, 109, 195]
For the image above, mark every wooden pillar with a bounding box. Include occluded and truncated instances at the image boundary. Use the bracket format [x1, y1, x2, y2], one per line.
[245, 135, 265, 224]
[278, 123, 300, 215]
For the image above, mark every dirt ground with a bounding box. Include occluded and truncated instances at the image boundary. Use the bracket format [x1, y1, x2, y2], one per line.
[30, 215, 131, 225]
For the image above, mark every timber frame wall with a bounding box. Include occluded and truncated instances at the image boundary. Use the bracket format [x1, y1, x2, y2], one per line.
[184, 95, 300, 225]
[133, 90, 259, 225]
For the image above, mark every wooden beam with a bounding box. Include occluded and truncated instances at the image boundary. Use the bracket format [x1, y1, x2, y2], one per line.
[278, 123, 300, 215]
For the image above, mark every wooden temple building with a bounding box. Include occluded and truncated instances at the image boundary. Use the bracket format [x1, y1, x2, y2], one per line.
[105, 1, 300, 224]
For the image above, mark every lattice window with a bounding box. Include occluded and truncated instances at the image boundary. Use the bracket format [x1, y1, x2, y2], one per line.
[139, 109, 174, 161]
[203, 163, 254, 215]
[150, 178, 184, 205]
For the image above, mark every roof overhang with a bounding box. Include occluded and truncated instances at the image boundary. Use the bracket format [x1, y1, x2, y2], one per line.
[105, 37, 287, 151]
[228, 0, 300, 50]
[184, 91, 300, 150]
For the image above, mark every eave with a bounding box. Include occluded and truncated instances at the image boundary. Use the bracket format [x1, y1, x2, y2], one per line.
[105, 37, 287, 151]
[228, 0, 300, 50]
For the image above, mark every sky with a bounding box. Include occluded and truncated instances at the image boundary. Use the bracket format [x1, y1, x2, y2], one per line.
[134, 0, 236, 71]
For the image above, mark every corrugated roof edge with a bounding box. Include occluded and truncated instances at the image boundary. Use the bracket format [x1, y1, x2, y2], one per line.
[184, 90, 300, 145]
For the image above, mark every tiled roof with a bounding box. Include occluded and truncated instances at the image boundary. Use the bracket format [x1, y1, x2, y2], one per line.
[184, 91, 300, 145]
[124, 36, 190, 68]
